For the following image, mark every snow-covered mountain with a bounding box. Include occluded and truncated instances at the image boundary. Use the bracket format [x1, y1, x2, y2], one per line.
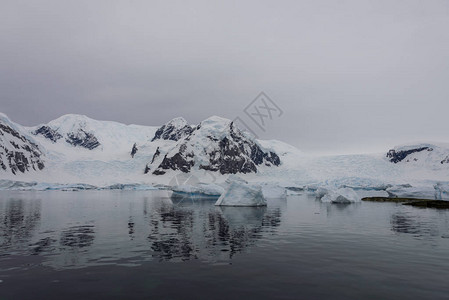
[1, 111, 448, 193]
[27, 114, 157, 156]
[151, 117, 193, 142]
[146, 116, 280, 175]
[0, 113, 290, 184]
[386, 143, 449, 167]
[0, 113, 45, 174]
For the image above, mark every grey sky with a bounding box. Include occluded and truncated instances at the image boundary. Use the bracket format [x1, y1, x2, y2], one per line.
[1, 0, 448, 154]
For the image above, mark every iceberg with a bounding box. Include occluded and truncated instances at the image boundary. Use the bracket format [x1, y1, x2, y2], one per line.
[215, 177, 267, 207]
[172, 183, 224, 197]
[315, 186, 331, 199]
[321, 187, 360, 204]
[386, 184, 440, 199]
[434, 183, 449, 200]
[261, 184, 287, 199]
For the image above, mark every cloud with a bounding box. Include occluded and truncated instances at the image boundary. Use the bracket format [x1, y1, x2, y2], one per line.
[1, 0, 448, 154]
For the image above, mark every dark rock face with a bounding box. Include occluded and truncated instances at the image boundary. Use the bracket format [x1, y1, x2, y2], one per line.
[0, 122, 45, 174]
[144, 147, 162, 174]
[155, 152, 195, 175]
[386, 147, 431, 163]
[151, 120, 281, 175]
[66, 129, 100, 150]
[33, 126, 62, 143]
[151, 147, 160, 164]
[151, 119, 193, 142]
[441, 156, 449, 164]
[131, 143, 138, 158]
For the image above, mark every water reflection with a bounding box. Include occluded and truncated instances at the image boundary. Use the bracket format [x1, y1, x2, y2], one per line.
[0, 191, 284, 268]
[390, 211, 439, 238]
[0, 197, 41, 255]
[147, 199, 282, 262]
[60, 225, 95, 248]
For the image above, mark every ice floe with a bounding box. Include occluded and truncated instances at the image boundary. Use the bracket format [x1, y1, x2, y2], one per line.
[215, 177, 267, 207]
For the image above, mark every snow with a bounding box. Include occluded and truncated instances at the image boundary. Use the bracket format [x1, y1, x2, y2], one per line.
[165, 117, 189, 128]
[0, 179, 158, 191]
[386, 142, 449, 171]
[26, 114, 158, 158]
[172, 183, 224, 196]
[386, 184, 446, 200]
[1, 111, 449, 199]
[320, 187, 361, 204]
[315, 187, 331, 198]
[215, 177, 267, 207]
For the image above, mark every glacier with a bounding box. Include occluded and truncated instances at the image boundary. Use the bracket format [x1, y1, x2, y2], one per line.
[0, 111, 449, 201]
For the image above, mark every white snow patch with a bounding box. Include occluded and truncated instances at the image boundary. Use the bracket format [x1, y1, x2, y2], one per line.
[172, 183, 224, 196]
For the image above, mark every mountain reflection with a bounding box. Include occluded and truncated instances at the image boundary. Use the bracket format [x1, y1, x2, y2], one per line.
[0, 191, 283, 269]
[147, 199, 282, 262]
[60, 225, 95, 248]
[390, 212, 438, 238]
[0, 197, 41, 255]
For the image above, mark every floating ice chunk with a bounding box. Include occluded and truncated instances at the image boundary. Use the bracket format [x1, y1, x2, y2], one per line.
[101, 184, 157, 190]
[172, 183, 224, 196]
[321, 187, 360, 204]
[434, 183, 449, 200]
[261, 184, 287, 199]
[315, 187, 331, 199]
[215, 178, 267, 207]
[386, 184, 440, 199]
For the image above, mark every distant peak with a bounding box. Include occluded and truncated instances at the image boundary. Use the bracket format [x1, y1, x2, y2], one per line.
[198, 116, 232, 131]
[51, 114, 93, 123]
[165, 117, 188, 128]
[0, 112, 12, 123]
[201, 116, 231, 124]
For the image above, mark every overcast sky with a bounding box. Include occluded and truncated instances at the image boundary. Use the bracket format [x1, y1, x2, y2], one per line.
[1, 0, 448, 154]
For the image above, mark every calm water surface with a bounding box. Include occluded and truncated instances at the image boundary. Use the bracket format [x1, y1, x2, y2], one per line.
[1, 190, 449, 300]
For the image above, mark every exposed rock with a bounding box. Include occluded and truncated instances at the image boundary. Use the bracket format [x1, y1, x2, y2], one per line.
[151, 147, 160, 163]
[144, 146, 161, 174]
[362, 197, 422, 203]
[150, 117, 281, 175]
[363, 197, 449, 209]
[66, 129, 100, 150]
[386, 147, 431, 163]
[441, 156, 449, 164]
[33, 125, 62, 142]
[131, 143, 138, 158]
[0, 121, 45, 174]
[151, 117, 193, 142]
[403, 200, 449, 209]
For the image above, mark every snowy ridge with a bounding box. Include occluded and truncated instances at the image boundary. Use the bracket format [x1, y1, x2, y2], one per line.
[1, 112, 448, 197]
[0, 112, 291, 185]
[27, 114, 158, 156]
[148, 116, 280, 175]
[0, 113, 45, 174]
[386, 142, 449, 169]
[151, 117, 193, 142]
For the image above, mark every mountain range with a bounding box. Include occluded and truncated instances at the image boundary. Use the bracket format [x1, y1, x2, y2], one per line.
[1, 112, 448, 188]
